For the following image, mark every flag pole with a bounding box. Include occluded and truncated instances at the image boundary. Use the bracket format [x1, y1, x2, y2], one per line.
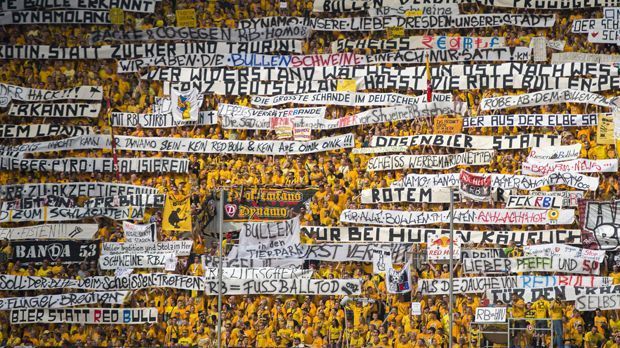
[448, 188, 454, 348]
[217, 189, 225, 348]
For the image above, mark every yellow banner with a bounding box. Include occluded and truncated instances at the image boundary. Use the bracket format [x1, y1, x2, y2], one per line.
[110, 8, 124, 25]
[337, 79, 357, 92]
[386, 26, 404, 39]
[176, 9, 197, 28]
[597, 113, 615, 145]
[163, 193, 192, 231]
[434, 117, 464, 134]
[405, 10, 423, 16]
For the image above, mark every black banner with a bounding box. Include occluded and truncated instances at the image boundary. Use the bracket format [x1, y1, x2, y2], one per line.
[223, 187, 316, 221]
[11, 240, 99, 263]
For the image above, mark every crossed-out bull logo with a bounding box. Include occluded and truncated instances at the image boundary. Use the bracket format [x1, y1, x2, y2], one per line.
[582, 200, 620, 250]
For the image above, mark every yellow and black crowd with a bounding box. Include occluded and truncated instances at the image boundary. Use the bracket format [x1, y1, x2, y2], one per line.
[0, 0, 619, 347]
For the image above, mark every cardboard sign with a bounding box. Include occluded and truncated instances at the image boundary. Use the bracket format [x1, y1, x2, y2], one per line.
[427, 233, 462, 260]
[387, 26, 404, 39]
[434, 116, 463, 134]
[475, 307, 507, 323]
[336, 79, 357, 92]
[597, 113, 615, 144]
[176, 9, 197, 28]
[110, 7, 124, 25]
[411, 302, 422, 315]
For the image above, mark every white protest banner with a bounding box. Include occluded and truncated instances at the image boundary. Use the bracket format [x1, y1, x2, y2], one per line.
[351, 146, 407, 154]
[251, 93, 455, 107]
[203, 267, 313, 279]
[0, 42, 304, 61]
[83, 194, 165, 208]
[0, 291, 127, 310]
[0, 0, 156, 12]
[90, 25, 310, 43]
[203, 255, 304, 268]
[0, 207, 144, 223]
[506, 195, 562, 209]
[218, 104, 326, 119]
[98, 254, 170, 269]
[238, 217, 302, 259]
[8, 103, 101, 118]
[339, 208, 575, 226]
[204, 278, 361, 295]
[589, 29, 620, 44]
[392, 172, 599, 191]
[0, 125, 94, 139]
[488, 285, 620, 304]
[475, 307, 507, 323]
[527, 144, 582, 162]
[369, 4, 459, 16]
[582, 200, 620, 250]
[524, 244, 606, 263]
[102, 241, 193, 256]
[551, 52, 620, 64]
[463, 113, 600, 128]
[463, 258, 511, 273]
[0, 224, 98, 240]
[481, 89, 613, 110]
[428, 234, 462, 260]
[0, 84, 102, 107]
[366, 151, 495, 171]
[313, 0, 461, 12]
[331, 35, 502, 52]
[305, 226, 581, 245]
[372, 247, 392, 274]
[411, 302, 422, 315]
[237, 15, 556, 31]
[361, 187, 452, 204]
[0, 182, 158, 200]
[111, 111, 216, 128]
[547, 40, 566, 51]
[518, 275, 612, 288]
[575, 295, 620, 311]
[0, 10, 112, 25]
[122, 222, 156, 243]
[170, 88, 201, 122]
[10, 308, 158, 324]
[386, 263, 412, 294]
[460, 170, 492, 202]
[510, 256, 600, 275]
[0, 157, 189, 174]
[522, 158, 619, 175]
[530, 191, 583, 207]
[1, 195, 76, 210]
[479, 0, 620, 8]
[370, 134, 561, 150]
[461, 249, 508, 259]
[530, 37, 547, 62]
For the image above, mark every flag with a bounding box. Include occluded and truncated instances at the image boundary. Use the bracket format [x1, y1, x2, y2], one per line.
[386, 262, 411, 294]
[372, 247, 392, 274]
[162, 193, 192, 231]
[426, 54, 432, 102]
[459, 170, 491, 202]
[171, 88, 201, 121]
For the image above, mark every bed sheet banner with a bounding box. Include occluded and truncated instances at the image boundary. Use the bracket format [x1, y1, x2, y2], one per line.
[0, 207, 144, 223]
[360, 187, 453, 203]
[527, 144, 582, 162]
[0, 182, 159, 200]
[481, 89, 613, 110]
[223, 187, 316, 221]
[581, 200, 620, 250]
[111, 111, 216, 128]
[0, 224, 98, 240]
[0, 157, 189, 174]
[339, 208, 575, 226]
[204, 278, 361, 296]
[0, 291, 128, 310]
[9, 103, 101, 118]
[370, 134, 560, 150]
[238, 217, 302, 259]
[522, 158, 619, 175]
[0, 84, 102, 107]
[10, 308, 158, 324]
[0, 125, 94, 139]
[462, 114, 600, 128]
[524, 244, 605, 262]
[331, 35, 503, 52]
[101, 241, 193, 256]
[11, 240, 99, 263]
[203, 267, 313, 279]
[459, 170, 492, 202]
[366, 150, 495, 171]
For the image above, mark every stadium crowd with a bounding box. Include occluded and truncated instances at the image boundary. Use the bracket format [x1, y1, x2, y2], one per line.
[0, 0, 619, 347]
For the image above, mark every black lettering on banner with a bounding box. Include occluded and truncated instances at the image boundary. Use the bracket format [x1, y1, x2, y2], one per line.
[11, 240, 99, 263]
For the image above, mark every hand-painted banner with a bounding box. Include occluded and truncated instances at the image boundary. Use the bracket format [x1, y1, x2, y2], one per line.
[463, 258, 512, 273]
[122, 222, 156, 243]
[218, 104, 326, 119]
[0, 224, 98, 240]
[204, 278, 361, 295]
[0, 10, 113, 25]
[102, 241, 193, 256]
[0, 182, 158, 200]
[8, 103, 101, 118]
[420, 275, 613, 294]
[524, 244, 606, 262]
[366, 151, 495, 171]
[460, 170, 492, 202]
[340, 208, 575, 225]
[0, 207, 144, 223]
[90, 25, 310, 43]
[464, 256, 600, 275]
[479, 0, 620, 8]
[331, 35, 500, 52]
[11, 240, 99, 263]
[360, 187, 453, 203]
[0, 157, 189, 173]
[369, 4, 460, 16]
[237, 15, 556, 31]
[572, 18, 619, 33]
[98, 253, 171, 269]
[506, 195, 562, 208]
[386, 263, 412, 294]
[575, 294, 620, 311]
[487, 285, 620, 303]
[10, 308, 158, 324]
[0, 84, 102, 107]
[1, 195, 75, 210]
[0, 0, 157, 12]
[304, 226, 581, 245]
[551, 52, 620, 64]
[203, 267, 313, 279]
[522, 158, 619, 175]
[0, 291, 127, 310]
[581, 200, 620, 250]
[203, 255, 304, 268]
[110, 111, 216, 128]
[370, 134, 560, 150]
[0, 273, 206, 291]
[238, 217, 302, 259]
[252, 92, 453, 108]
[530, 191, 583, 207]
[0, 42, 304, 60]
[223, 187, 316, 222]
[481, 89, 613, 110]
[527, 144, 582, 162]
[392, 172, 599, 191]
[0, 125, 94, 138]
[313, 0, 461, 12]
[463, 114, 600, 128]
[83, 194, 165, 208]
[461, 249, 508, 259]
[351, 146, 408, 154]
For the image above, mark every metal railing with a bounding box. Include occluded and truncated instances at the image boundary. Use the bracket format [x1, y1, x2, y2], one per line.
[507, 317, 554, 348]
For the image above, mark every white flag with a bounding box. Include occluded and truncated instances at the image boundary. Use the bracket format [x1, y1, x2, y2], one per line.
[386, 262, 412, 294]
[171, 88, 201, 122]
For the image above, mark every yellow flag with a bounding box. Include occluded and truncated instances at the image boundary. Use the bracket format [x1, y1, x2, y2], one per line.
[596, 113, 615, 145]
[110, 8, 124, 25]
[163, 193, 192, 231]
[386, 26, 404, 39]
[176, 9, 197, 28]
[337, 79, 357, 92]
